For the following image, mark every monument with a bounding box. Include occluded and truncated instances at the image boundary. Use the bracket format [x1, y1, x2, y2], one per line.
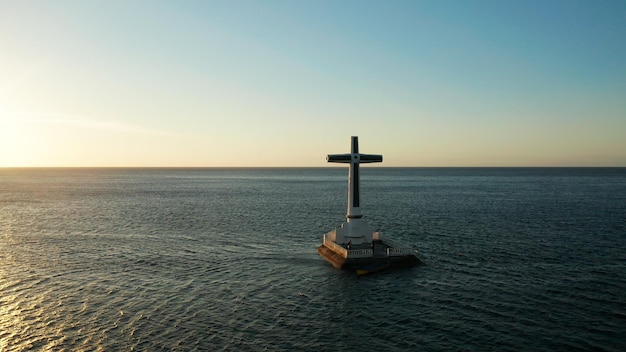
[317, 136, 421, 274]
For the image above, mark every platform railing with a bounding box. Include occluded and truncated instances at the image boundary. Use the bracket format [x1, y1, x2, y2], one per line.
[386, 247, 415, 256]
[380, 237, 409, 249]
[346, 249, 373, 258]
[381, 237, 416, 257]
[323, 234, 348, 258]
[323, 235, 375, 259]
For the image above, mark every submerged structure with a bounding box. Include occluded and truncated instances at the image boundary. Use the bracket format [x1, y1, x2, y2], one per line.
[317, 136, 421, 273]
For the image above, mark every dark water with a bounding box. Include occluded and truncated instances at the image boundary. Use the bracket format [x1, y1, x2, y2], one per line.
[1, 167, 625, 351]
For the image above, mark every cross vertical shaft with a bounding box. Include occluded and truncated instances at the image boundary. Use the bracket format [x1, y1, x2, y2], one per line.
[327, 136, 382, 222]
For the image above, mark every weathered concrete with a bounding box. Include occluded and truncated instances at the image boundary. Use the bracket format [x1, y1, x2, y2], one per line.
[317, 242, 422, 271]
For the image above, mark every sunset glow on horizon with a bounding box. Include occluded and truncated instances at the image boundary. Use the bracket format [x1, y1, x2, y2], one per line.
[1, 1, 625, 167]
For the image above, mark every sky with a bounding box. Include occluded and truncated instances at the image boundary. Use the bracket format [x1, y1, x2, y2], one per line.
[1, 0, 625, 167]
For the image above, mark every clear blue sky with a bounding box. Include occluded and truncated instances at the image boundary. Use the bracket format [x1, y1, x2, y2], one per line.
[1, 0, 625, 166]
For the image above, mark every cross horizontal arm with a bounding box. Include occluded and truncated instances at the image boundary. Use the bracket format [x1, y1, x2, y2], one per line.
[326, 153, 383, 163]
[327, 154, 352, 163]
[359, 154, 383, 163]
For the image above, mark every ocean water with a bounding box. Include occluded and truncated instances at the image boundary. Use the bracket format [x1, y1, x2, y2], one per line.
[1, 167, 625, 351]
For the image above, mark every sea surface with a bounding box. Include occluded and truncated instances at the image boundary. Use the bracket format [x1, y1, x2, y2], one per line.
[1, 167, 625, 351]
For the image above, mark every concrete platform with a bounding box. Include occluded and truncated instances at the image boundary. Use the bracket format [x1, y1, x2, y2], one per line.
[317, 240, 422, 271]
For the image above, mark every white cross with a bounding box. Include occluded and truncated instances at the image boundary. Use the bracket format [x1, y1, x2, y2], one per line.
[327, 136, 382, 220]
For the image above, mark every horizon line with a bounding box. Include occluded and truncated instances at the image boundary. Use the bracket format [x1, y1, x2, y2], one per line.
[1, 165, 624, 169]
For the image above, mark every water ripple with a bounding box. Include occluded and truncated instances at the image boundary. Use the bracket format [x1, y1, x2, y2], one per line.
[1, 168, 625, 351]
